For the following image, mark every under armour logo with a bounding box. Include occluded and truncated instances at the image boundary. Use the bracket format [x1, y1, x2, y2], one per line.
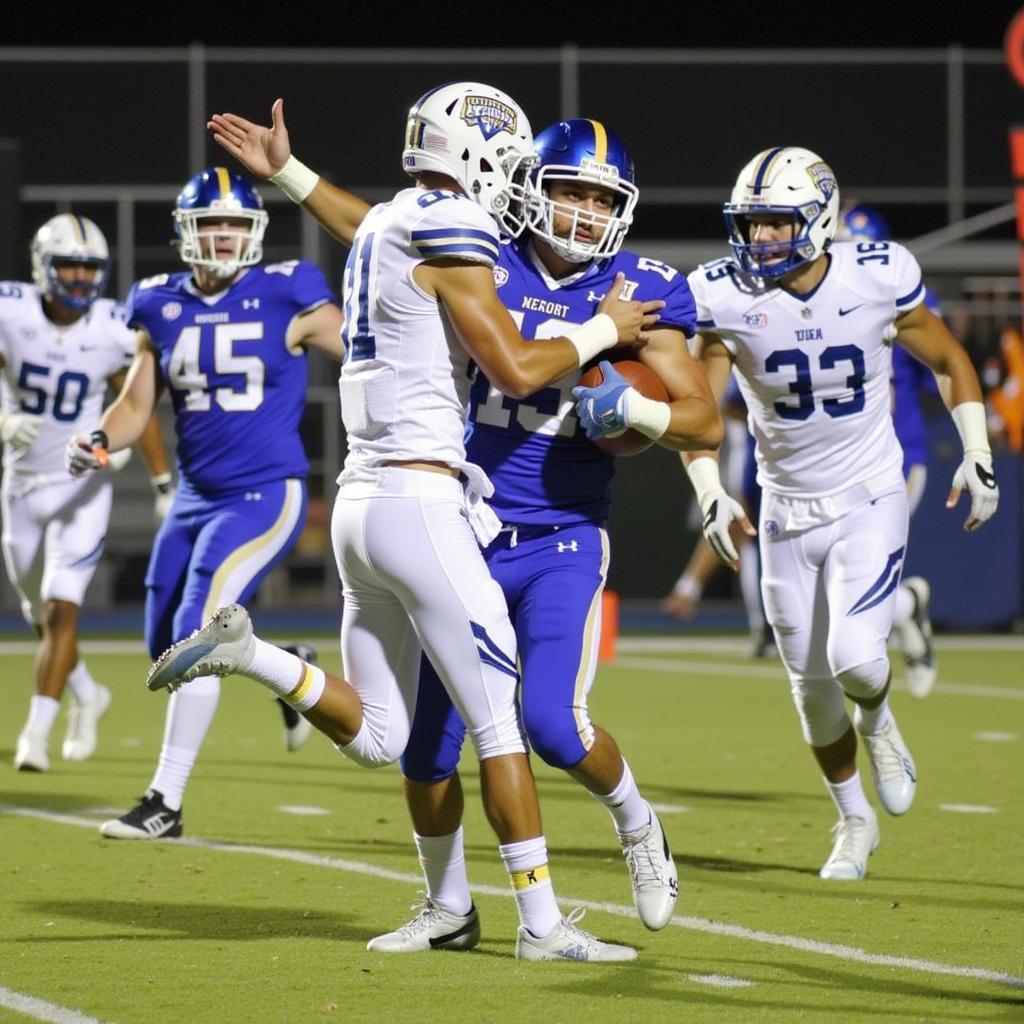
[976, 463, 997, 489]
[242, 298, 261, 310]
[556, 541, 579, 553]
[244, 491, 263, 501]
[525, 868, 538, 884]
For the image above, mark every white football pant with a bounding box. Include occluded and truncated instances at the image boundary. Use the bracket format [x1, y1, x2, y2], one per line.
[759, 488, 909, 747]
[331, 467, 524, 768]
[1, 473, 113, 624]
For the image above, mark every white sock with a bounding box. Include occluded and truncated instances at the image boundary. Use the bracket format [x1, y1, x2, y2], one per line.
[824, 772, 874, 820]
[149, 678, 221, 810]
[415, 827, 472, 916]
[855, 697, 893, 736]
[593, 760, 650, 835]
[66, 661, 97, 704]
[24, 695, 60, 738]
[242, 639, 323, 708]
[499, 836, 561, 939]
[892, 583, 914, 630]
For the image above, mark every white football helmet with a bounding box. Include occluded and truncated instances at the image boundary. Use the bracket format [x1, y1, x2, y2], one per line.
[402, 81, 536, 236]
[30, 214, 110, 311]
[724, 146, 839, 279]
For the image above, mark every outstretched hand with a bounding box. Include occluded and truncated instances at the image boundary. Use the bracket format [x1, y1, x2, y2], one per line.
[207, 97, 292, 180]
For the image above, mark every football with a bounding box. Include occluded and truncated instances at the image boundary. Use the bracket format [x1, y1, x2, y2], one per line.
[577, 358, 670, 456]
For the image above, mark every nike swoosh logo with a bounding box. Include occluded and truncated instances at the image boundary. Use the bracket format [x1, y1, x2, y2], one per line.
[976, 463, 997, 488]
[838, 305, 864, 316]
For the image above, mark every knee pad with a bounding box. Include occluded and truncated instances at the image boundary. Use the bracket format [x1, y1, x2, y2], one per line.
[789, 674, 850, 747]
[834, 656, 890, 700]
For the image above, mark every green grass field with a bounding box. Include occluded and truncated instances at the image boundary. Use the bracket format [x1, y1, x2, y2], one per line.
[1, 636, 1021, 1024]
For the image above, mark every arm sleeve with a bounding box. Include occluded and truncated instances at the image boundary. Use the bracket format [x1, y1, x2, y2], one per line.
[289, 260, 338, 314]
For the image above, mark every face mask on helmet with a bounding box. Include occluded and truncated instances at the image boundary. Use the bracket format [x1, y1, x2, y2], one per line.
[402, 81, 537, 237]
[525, 119, 638, 264]
[31, 214, 111, 311]
[174, 167, 268, 278]
[836, 203, 890, 243]
[723, 146, 839, 280]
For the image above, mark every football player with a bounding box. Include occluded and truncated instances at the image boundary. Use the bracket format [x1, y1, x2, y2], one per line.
[66, 168, 344, 838]
[2, 214, 172, 772]
[153, 82, 671, 962]
[593, 146, 996, 881]
[836, 203, 940, 697]
[208, 101, 720, 946]
[371, 118, 721, 950]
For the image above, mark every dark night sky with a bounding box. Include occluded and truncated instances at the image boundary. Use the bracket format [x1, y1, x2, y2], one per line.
[7, 2, 1023, 50]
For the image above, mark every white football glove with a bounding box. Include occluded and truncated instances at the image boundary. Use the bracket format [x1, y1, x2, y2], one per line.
[946, 452, 999, 532]
[151, 472, 176, 524]
[65, 432, 109, 477]
[700, 491, 750, 565]
[0, 410, 45, 449]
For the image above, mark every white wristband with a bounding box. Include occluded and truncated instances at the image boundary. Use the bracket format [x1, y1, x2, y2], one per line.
[686, 455, 724, 512]
[951, 401, 990, 456]
[150, 471, 174, 493]
[623, 389, 670, 440]
[565, 313, 618, 365]
[269, 155, 320, 204]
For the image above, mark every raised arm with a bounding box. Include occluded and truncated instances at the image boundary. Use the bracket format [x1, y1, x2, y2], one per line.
[208, 98, 371, 247]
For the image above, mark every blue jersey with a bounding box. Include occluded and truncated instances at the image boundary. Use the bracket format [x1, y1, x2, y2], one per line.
[467, 242, 696, 525]
[892, 286, 941, 471]
[126, 261, 335, 495]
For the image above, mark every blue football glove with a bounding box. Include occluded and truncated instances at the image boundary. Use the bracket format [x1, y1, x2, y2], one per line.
[572, 361, 632, 440]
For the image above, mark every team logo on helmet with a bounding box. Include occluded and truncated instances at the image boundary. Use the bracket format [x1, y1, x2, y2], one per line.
[806, 161, 836, 198]
[460, 96, 517, 141]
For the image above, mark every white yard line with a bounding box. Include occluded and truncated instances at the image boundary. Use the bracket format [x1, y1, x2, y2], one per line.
[612, 656, 1024, 700]
[0, 986, 109, 1024]
[2, 803, 1022, 991]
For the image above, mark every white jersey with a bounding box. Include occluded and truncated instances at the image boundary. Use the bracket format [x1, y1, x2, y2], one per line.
[0, 282, 135, 477]
[337, 186, 500, 492]
[689, 240, 925, 501]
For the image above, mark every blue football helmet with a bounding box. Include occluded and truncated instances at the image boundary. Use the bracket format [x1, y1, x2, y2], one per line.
[526, 118, 638, 263]
[837, 203, 890, 243]
[724, 146, 839, 280]
[174, 167, 268, 278]
[30, 214, 110, 311]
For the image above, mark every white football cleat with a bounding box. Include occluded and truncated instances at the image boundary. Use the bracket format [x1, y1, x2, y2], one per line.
[898, 577, 937, 698]
[62, 683, 112, 761]
[819, 814, 880, 880]
[14, 729, 49, 772]
[515, 907, 637, 962]
[366, 898, 480, 953]
[857, 712, 917, 816]
[147, 604, 255, 693]
[619, 809, 679, 930]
